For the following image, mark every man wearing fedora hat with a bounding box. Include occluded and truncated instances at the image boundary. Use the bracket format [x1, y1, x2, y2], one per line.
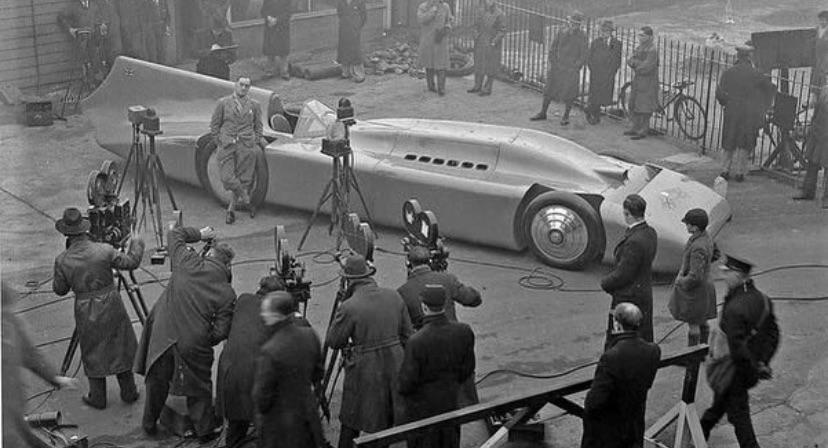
[586, 20, 622, 125]
[399, 284, 475, 448]
[530, 11, 588, 125]
[326, 254, 413, 448]
[715, 41, 776, 182]
[52, 207, 145, 409]
[624, 26, 659, 140]
[134, 224, 236, 441]
[700, 255, 779, 447]
[668, 208, 718, 346]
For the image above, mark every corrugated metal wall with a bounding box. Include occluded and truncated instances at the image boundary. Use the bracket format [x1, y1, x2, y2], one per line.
[1, 0, 76, 94]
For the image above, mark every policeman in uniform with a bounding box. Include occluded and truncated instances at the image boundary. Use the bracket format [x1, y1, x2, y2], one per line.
[52, 207, 145, 409]
[209, 76, 265, 224]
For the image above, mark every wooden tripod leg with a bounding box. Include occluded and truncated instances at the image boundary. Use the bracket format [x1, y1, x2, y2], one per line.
[645, 402, 680, 439]
[60, 329, 80, 376]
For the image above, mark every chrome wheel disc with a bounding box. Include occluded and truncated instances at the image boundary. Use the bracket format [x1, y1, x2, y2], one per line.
[529, 205, 589, 263]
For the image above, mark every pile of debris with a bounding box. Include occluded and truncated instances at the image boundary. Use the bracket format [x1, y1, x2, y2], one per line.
[366, 42, 421, 76]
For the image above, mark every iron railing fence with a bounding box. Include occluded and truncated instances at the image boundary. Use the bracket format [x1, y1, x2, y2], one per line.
[451, 0, 818, 178]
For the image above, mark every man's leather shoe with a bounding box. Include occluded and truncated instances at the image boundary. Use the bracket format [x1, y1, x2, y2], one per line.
[734, 175, 745, 182]
[82, 394, 106, 410]
[623, 130, 637, 136]
[249, 204, 257, 218]
[529, 113, 546, 121]
[719, 171, 730, 180]
[121, 389, 139, 404]
[630, 134, 647, 140]
[792, 194, 814, 200]
[467, 87, 481, 93]
[226, 210, 236, 225]
[560, 118, 570, 126]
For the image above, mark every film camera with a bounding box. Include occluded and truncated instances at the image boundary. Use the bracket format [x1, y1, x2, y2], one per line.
[127, 105, 161, 135]
[321, 98, 356, 158]
[86, 160, 132, 249]
[272, 225, 312, 306]
[401, 198, 449, 272]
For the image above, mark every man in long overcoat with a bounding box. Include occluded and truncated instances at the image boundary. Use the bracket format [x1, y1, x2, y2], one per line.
[530, 12, 588, 125]
[700, 255, 779, 446]
[399, 285, 475, 448]
[417, 0, 453, 95]
[812, 11, 828, 100]
[715, 43, 775, 182]
[581, 303, 661, 448]
[261, 0, 292, 79]
[141, 0, 170, 63]
[134, 225, 236, 441]
[254, 292, 327, 448]
[326, 255, 413, 448]
[795, 78, 828, 203]
[586, 20, 622, 124]
[337, 0, 367, 83]
[600, 194, 657, 347]
[624, 26, 659, 140]
[216, 276, 286, 447]
[117, 0, 146, 58]
[668, 208, 718, 346]
[52, 207, 144, 409]
[467, 0, 505, 96]
[58, 0, 110, 80]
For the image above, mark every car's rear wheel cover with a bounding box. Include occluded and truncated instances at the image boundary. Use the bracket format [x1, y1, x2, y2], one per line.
[522, 191, 602, 270]
[195, 137, 269, 208]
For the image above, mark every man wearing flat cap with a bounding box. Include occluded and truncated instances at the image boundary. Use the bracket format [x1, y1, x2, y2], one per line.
[135, 224, 236, 441]
[586, 20, 622, 125]
[715, 41, 776, 182]
[326, 254, 413, 448]
[254, 291, 327, 448]
[624, 26, 659, 140]
[668, 208, 718, 346]
[399, 284, 476, 448]
[53, 207, 145, 409]
[530, 11, 588, 125]
[700, 255, 779, 447]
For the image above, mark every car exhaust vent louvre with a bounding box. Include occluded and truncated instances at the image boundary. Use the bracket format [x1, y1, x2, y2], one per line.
[447, 160, 459, 167]
[404, 154, 417, 160]
[475, 164, 488, 171]
[461, 161, 474, 168]
[418, 156, 432, 162]
[433, 158, 445, 165]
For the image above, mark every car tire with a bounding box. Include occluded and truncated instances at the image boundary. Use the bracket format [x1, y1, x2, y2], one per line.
[521, 191, 603, 270]
[195, 136, 269, 209]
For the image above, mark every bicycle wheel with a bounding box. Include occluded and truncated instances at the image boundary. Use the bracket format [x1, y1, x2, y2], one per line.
[674, 95, 708, 140]
[617, 81, 632, 116]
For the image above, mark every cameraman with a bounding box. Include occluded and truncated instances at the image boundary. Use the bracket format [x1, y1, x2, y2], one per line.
[52, 207, 145, 410]
[397, 246, 482, 330]
[134, 224, 236, 442]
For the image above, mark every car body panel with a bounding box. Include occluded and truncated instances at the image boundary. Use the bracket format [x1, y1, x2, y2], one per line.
[83, 57, 732, 271]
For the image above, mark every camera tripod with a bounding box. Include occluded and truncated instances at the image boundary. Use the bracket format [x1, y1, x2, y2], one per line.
[60, 269, 149, 376]
[297, 128, 374, 252]
[319, 273, 349, 418]
[118, 121, 179, 261]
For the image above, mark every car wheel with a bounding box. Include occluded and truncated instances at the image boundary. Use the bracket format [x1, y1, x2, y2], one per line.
[521, 191, 603, 270]
[195, 136, 269, 209]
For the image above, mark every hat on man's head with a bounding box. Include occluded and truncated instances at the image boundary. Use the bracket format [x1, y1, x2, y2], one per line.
[210, 242, 235, 265]
[818, 10, 828, 20]
[639, 26, 654, 36]
[681, 208, 709, 230]
[341, 254, 376, 279]
[420, 284, 447, 308]
[567, 11, 585, 25]
[722, 254, 753, 274]
[259, 275, 286, 293]
[600, 20, 615, 32]
[736, 40, 755, 54]
[55, 207, 91, 236]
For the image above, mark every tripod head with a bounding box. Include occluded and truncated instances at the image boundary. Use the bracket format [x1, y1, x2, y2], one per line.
[401, 199, 449, 272]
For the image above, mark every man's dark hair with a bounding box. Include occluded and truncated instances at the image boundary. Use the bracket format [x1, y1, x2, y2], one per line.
[623, 194, 647, 219]
[613, 302, 643, 331]
[263, 291, 296, 316]
[211, 242, 235, 265]
[406, 246, 431, 267]
[819, 10, 828, 20]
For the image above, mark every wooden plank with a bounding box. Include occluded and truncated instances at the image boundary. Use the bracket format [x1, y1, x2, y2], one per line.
[0, 41, 68, 61]
[0, 23, 62, 41]
[0, 49, 72, 70]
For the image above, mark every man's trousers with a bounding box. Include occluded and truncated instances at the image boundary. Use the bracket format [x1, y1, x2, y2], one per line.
[142, 347, 216, 437]
[217, 142, 257, 201]
[721, 147, 750, 176]
[700, 376, 759, 448]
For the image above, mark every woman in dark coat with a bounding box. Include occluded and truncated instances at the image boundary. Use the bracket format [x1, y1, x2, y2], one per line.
[261, 0, 292, 79]
[586, 20, 622, 124]
[467, 0, 505, 96]
[530, 12, 588, 125]
[337, 0, 367, 82]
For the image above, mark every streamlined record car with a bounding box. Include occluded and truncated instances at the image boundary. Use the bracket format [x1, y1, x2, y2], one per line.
[83, 57, 732, 271]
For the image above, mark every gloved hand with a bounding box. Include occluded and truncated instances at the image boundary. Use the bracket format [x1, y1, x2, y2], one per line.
[200, 226, 217, 241]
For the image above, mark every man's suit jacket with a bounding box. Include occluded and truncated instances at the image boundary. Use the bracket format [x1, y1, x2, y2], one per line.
[581, 332, 661, 448]
[600, 221, 657, 341]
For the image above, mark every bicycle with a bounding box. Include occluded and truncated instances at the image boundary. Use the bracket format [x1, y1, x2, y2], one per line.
[618, 79, 709, 140]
